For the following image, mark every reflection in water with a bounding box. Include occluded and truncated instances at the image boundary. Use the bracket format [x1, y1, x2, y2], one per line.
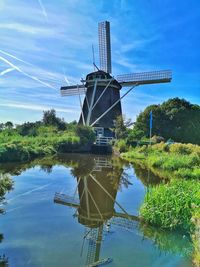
[0, 234, 9, 266]
[139, 223, 192, 257]
[0, 154, 194, 267]
[54, 156, 139, 267]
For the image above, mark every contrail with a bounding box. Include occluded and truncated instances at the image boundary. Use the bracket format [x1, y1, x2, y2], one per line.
[5, 183, 52, 203]
[0, 55, 56, 89]
[38, 0, 48, 20]
[0, 67, 15, 76]
[63, 69, 70, 85]
[0, 49, 34, 66]
[0, 49, 64, 84]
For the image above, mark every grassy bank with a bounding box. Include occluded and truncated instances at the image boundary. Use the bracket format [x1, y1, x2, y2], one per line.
[121, 142, 200, 180]
[140, 179, 200, 232]
[0, 125, 95, 163]
[121, 142, 200, 261]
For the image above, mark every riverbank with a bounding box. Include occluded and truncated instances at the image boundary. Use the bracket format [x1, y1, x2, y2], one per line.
[0, 125, 95, 163]
[120, 142, 200, 265]
[121, 142, 200, 180]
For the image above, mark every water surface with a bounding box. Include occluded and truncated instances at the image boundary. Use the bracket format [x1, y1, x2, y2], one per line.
[0, 154, 193, 267]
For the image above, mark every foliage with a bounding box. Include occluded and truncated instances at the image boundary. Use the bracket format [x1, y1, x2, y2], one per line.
[0, 121, 14, 131]
[42, 109, 66, 130]
[113, 115, 132, 139]
[0, 131, 82, 162]
[191, 210, 200, 266]
[140, 179, 200, 233]
[75, 125, 95, 145]
[0, 110, 95, 163]
[151, 135, 165, 143]
[126, 128, 145, 146]
[16, 121, 42, 136]
[114, 139, 128, 153]
[122, 143, 200, 180]
[4, 121, 13, 129]
[132, 98, 200, 145]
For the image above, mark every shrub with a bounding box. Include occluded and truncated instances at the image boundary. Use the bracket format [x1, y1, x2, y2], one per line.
[151, 135, 165, 143]
[115, 139, 128, 153]
[169, 143, 193, 155]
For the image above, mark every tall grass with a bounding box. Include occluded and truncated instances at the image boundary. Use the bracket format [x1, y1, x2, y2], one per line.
[0, 126, 94, 163]
[121, 142, 200, 180]
[140, 179, 200, 233]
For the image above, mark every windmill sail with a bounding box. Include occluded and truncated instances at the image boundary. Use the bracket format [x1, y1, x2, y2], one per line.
[60, 84, 86, 96]
[117, 70, 172, 86]
[98, 21, 112, 74]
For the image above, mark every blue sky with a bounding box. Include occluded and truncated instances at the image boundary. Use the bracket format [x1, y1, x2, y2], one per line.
[0, 0, 199, 124]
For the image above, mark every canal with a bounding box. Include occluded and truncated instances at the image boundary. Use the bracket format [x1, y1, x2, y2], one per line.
[0, 154, 193, 267]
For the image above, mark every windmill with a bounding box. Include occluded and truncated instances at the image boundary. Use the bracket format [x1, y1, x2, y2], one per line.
[61, 21, 172, 142]
[54, 156, 140, 267]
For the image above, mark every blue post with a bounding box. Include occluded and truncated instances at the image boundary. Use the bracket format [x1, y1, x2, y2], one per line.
[149, 110, 153, 144]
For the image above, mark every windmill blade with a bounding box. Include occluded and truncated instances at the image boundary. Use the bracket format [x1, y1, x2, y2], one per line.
[116, 70, 172, 87]
[54, 192, 80, 208]
[98, 21, 112, 74]
[109, 217, 136, 231]
[60, 84, 87, 96]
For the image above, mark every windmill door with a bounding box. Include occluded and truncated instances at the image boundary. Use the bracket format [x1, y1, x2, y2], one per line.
[94, 127, 104, 137]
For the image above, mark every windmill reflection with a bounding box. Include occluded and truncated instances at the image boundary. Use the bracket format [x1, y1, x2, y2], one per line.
[54, 156, 139, 267]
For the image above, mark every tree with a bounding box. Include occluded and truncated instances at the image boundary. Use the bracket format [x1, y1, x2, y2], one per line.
[0, 123, 4, 131]
[114, 115, 132, 139]
[133, 98, 200, 145]
[16, 121, 42, 136]
[4, 121, 13, 129]
[42, 109, 66, 130]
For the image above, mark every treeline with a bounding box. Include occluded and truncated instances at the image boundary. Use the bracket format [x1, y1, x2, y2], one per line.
[0, 109, 77, 135]
[0, 109, 95, 162]
[114, 98, 200, 152]
[132, 97, 200, 145]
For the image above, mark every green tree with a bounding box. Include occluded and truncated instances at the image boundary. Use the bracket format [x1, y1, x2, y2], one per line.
[114, 115, 132, 139]
[43, 109, 66, 130]
[16, 121, 41, 136]
[133, 98, 200, 145]
[0, 123, 4, 131]
[4, 121, 13, 129]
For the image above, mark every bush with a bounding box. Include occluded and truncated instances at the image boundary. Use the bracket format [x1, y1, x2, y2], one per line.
[169, 143, 193, 155]
[121, 142, 200, 180]
[115, 139, 128, 153]
[75, 125, 95, 145]
[151, 135, 165, 143]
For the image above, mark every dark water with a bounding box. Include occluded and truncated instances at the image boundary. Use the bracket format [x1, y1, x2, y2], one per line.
[0, 154, 193, 267]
